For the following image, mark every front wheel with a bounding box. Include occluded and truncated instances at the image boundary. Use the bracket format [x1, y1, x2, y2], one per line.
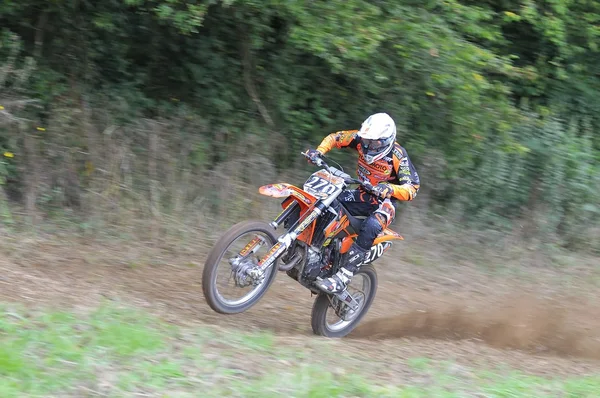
[202, 220, 279, 314]
[310, 265, 378, 338]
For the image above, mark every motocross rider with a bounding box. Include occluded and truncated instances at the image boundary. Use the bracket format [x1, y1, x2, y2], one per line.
[306, 112, 420, 294]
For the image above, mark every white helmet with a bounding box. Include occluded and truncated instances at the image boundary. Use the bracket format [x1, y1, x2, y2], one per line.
[357, 113, 396, 164]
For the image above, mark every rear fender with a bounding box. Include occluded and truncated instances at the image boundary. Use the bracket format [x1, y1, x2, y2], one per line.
[373, 228, 404, 245]
[338, 228, 402, 258]
[363, 229, 403, 264]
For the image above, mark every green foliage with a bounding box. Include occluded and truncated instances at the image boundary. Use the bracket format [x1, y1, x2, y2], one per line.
[0, 0, 598, 250]
[87, 306, 165, 356]
[454, 110, 600, 250]
[0, 303, 172, 397]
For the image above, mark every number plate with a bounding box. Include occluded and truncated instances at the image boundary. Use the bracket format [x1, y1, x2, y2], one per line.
[303, 170, 344, 198]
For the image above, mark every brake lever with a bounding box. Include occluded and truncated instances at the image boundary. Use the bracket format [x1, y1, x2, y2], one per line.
[300, 150, 326, 168]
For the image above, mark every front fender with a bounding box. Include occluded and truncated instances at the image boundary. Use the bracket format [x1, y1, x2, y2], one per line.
[258, 183, 316, 206]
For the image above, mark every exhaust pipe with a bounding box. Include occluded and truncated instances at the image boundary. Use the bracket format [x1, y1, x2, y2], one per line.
[278, 252, 302, 271]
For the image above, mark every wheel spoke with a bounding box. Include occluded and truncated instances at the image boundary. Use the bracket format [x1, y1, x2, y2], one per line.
[323, 272, 372, 332]
[349, 286, 365, 295]
[208, 227, 276, 307]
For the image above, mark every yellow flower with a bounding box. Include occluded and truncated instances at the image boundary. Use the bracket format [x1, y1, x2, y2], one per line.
[3, 152, 14, 158]
[0, 105, 4, 110]
[36, 127, 46, 131]
[85, 161, 95, 176]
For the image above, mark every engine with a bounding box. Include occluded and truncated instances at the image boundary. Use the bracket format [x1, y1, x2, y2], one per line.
[302, 244, 335, 281]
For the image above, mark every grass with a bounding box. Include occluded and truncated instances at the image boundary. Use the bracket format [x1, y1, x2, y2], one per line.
[0, 302, 599, 397]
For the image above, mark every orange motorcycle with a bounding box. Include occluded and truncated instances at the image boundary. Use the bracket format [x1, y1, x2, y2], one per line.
[202, 152, 404, 337]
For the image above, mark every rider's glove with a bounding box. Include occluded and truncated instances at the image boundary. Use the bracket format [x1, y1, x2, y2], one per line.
[306, 148, 322, 164]
[371, 183, 393, 199]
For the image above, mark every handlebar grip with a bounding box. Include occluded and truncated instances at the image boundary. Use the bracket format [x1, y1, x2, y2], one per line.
[302, 150, 325, 167]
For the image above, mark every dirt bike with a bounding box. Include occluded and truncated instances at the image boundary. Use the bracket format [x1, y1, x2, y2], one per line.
[202, 151, 404, 337]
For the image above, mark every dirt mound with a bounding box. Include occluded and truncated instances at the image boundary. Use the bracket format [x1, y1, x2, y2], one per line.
[351, 295, 600, 359]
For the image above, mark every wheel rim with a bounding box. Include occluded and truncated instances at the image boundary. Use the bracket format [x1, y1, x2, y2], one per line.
[324, 272, 371, 332]
[212, 230, 275, 307]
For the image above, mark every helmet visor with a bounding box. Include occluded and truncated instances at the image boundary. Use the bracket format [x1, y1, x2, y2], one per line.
[361, 136, 393, 158]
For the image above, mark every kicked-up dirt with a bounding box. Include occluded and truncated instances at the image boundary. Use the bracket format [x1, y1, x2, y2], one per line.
[352, 294, 600, 360]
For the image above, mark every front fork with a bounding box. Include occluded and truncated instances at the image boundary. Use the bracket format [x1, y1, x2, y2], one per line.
[233, 196, 357, 297]
[234, 200, 326, 282]
[230, 201, 300, 267]
[256, 201, 325, 271]
[269, 200, 300, 230]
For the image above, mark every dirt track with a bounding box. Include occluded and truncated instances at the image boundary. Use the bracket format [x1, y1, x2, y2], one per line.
[1, 238, 600, 378]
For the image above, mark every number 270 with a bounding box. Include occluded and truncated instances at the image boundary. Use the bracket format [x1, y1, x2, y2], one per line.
[305, 176, 337, 194]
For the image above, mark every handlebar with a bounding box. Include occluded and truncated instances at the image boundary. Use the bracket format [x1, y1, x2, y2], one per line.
[300, 151, 374, 192]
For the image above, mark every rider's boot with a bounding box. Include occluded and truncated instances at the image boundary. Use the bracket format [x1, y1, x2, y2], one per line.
[315, 243, 369, 294]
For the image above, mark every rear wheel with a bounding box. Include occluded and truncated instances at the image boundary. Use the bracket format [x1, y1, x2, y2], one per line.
[310, 265, 378, 338]
[202, 220, 279, 314]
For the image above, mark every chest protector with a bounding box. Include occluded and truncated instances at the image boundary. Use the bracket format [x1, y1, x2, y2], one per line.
[355, 143, 400, 186]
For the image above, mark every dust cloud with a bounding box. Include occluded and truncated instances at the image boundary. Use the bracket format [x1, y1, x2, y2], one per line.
[351, 294, 600, 359]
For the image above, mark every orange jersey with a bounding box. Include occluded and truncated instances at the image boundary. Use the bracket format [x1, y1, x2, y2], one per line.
[317, 130, 420, 201]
